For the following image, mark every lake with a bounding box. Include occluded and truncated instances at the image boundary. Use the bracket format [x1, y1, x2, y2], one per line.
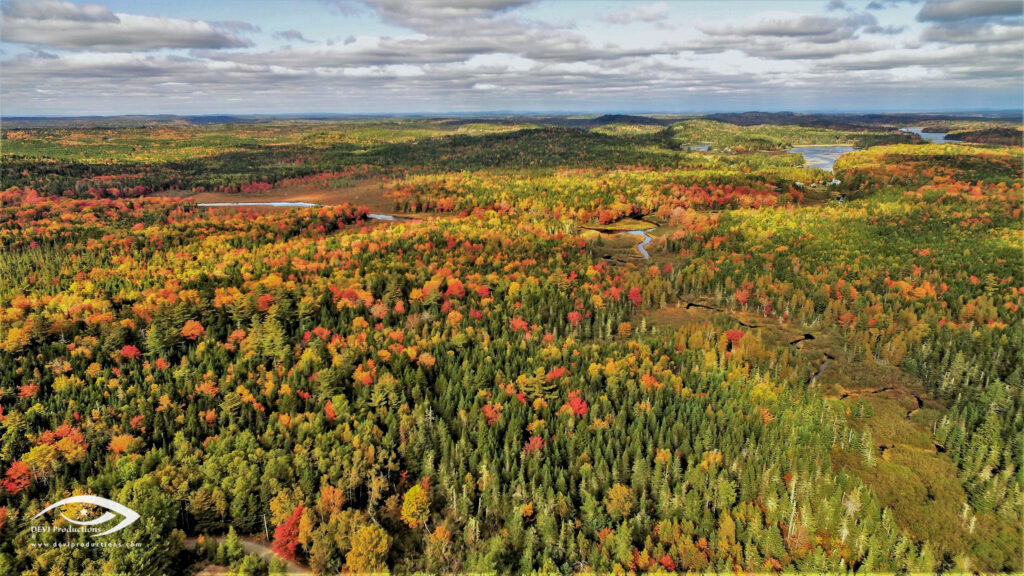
[198, 201, 320, 207]
[197, 202, 406, 222]
[787, 145, 856, 171]
[901, 127, 949, 144]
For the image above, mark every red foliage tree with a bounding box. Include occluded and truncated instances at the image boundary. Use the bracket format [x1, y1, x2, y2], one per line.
[120, 345, 141, 360]
[734, 289, 750, 306]
[272, 504, 303, 561]
[567, 311, 582, 327]
[628, 288, 643, 307]
[181, 320, 205, 340]
[444, 279, 465, 299]
[563, 390, 588, 417]
[523, 435, 544, 454]
[2, 461, 30, 495]
[482, 403, 502, 426]
[545, 366, 566, 382]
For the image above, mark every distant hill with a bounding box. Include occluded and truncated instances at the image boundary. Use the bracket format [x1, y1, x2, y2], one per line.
[945, 127, 1023, 146]
[703, 111, 1021, 129]
[559, 114, 675, 128]
[1, 114, 268, 129]
[2, 111, 1017, 130]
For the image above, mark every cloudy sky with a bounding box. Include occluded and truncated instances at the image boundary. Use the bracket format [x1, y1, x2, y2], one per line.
[2, 0, 1021, 115]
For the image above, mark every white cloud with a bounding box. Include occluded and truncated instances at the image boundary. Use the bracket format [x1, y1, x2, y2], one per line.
[917, 0, 1022, 22]
[922, 20, 1023, 43]
[699, 12, 879, 43]
[0, 0, 253, 50]
[0, 0, 1020, 114]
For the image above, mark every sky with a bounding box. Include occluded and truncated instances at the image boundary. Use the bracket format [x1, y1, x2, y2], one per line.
[1, 0, 1022, 116]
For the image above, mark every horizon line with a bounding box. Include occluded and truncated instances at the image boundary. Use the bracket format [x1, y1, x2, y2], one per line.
[4, 109, 1022, 121]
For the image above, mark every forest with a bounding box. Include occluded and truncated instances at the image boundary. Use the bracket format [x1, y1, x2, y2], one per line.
[0, 114, 1021, 575]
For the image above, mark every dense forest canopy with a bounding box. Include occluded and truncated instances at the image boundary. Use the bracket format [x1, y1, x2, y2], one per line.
[0, 114, 1021, 575]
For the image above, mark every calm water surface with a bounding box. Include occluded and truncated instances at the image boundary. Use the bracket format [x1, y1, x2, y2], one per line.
[198, 201, 320, 207]
[197, 202, 398, 222]
[787, 145, 856, 171]
[901, 127, 949, 144]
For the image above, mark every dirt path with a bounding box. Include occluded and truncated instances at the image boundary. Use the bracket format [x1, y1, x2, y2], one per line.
[185, 535, 312, 575]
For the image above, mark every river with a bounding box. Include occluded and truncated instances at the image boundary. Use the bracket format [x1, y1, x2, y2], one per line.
[623, 229, 655, 259]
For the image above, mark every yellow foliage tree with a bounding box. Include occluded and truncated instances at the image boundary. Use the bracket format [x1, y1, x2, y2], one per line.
[401, 483, 430, 530]
[346, 524, 391, 573]
[108, 434, 134, 455]
[604, 483, 634, 520]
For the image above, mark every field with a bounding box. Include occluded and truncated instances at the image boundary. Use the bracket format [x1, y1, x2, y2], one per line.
[0, 114, 1021, 575]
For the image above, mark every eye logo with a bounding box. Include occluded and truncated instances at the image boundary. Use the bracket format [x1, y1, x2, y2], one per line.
[33, 495, 140, 537]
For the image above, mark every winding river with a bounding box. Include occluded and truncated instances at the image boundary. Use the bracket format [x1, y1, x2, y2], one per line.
[623, 228, 655, 259]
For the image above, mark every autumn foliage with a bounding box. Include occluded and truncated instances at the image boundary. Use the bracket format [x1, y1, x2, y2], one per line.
[272, 505, 303, 561]
[0, 118, 1020, 575]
